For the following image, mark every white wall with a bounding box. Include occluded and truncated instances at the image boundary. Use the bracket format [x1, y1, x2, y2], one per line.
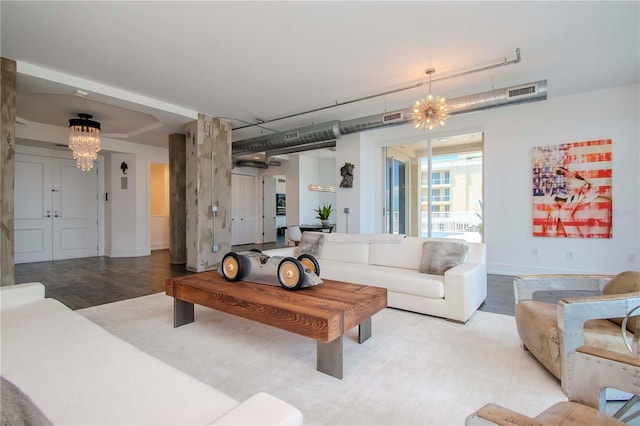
[317, 158, 337, 219]
[349, 84, 639, 275]
[106, 153, 138, 256]
[15, 84, 638, 275]
[16, 121, 169, 258]
[335, 133, 362, 233]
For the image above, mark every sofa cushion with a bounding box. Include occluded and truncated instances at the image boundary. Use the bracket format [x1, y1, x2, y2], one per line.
[603, 271, 640, 333]
[369, 237, 422, 270]
[604, 271, 640, 295]
[583, 318, 633, 354]
[320, 242, 369, 264]
[294, 232, 325, 257]
[317, 260, 444, 299]
[367, 265, 445, 299]
[419, 240, 469, 275]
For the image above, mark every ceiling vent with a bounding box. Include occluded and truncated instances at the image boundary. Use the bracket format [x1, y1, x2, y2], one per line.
[506, 83, 538, 100]
[382, 111, 404, 123]
[284, 131, 299, 141]
[232, 80, 547, 159]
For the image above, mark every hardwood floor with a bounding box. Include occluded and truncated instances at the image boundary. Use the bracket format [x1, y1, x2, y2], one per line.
[14, 246, 516, 315]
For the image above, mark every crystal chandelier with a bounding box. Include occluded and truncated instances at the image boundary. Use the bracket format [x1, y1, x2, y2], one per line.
[68, 113, 101, 171]
[412, 68, 449, 130]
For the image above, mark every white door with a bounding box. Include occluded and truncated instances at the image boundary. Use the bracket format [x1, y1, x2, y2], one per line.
[263, 176, 277, 243]
[231, 174, 255, 245]
[15, 154, 98, 263]
[14, 156, 53, 263]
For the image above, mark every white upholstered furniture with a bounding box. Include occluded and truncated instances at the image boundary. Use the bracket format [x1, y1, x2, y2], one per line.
[286, 225, 302, 246]
[0, 282, 303, 425]
[265, 232, 487, 323]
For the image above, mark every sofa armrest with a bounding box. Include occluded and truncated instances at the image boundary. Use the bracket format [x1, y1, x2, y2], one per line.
[557, 292, 640, 393]
[513, 275, 612, 304]
[443, 261, 488, 322]
[465, 403, 543, 426]
[209, 392, 303, 425]
[1, 282, 46, 311]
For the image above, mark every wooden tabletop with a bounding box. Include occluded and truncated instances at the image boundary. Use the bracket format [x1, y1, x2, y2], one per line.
[166, 271, 387, 343]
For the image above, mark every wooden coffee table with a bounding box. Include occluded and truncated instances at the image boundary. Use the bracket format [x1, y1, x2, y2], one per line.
[166, 271, 387, 379]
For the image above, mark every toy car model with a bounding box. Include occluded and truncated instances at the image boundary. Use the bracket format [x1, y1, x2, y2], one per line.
[219, 250, 322, 290]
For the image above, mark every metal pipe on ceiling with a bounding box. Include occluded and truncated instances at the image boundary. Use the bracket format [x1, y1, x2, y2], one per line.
[233, 48, 522, 131]
[232, 79, 547, 158]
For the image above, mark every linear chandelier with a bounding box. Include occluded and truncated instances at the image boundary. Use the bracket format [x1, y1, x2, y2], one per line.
[411, 68, 449, 130]
[69, 113, 101, 171]
[308, 184, 336, 193]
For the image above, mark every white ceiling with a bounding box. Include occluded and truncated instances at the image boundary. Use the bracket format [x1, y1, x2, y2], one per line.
[2, 1, 638, 152]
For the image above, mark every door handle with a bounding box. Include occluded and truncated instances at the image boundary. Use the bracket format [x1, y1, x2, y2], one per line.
[44, 210, 51, 218]
[54, 211, 60, 218]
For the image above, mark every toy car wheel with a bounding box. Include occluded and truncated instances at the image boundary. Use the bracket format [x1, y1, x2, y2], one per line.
[297, 254, 320, 276]
[277, 257, 304, 290]
[221, 252, 242, 282]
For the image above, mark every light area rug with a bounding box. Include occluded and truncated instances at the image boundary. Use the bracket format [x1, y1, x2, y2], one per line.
[79, 293, 566, 425]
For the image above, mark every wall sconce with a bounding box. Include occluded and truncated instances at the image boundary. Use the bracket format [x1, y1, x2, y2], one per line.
[120, 161, 128, 174]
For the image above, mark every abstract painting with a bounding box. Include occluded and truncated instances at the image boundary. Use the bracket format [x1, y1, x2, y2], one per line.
[532, 139, 612, 238]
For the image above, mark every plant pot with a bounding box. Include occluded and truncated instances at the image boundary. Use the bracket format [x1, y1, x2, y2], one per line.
[321, 220, 330, 226]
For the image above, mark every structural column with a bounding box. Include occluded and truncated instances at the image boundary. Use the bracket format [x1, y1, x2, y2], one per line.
[168, 133, 187, 264]
[1, 57, 16, 285]
[185, 114, 232, 272]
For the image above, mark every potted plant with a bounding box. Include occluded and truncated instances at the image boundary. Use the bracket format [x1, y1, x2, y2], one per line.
[314, 204, 334, 226]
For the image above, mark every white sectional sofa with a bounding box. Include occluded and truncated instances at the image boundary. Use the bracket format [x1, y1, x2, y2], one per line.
[0, 282, 303, 425]
[265, 232, 487, 323]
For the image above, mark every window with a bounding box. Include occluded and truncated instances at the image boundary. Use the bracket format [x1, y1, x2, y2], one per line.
[385, 132, 483, 243]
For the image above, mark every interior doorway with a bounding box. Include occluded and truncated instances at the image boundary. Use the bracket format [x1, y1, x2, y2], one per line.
[263, 176, 277, 243]
[231, 173, 256, 245]
[262, 174, 286, 244]
[150, 163, 169, 250]
[14, 153, 99, 263]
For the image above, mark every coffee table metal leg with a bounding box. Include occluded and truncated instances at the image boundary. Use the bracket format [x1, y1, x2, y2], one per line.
[174, 298, 194, 327]
[358, 318, 372, 343]
[317, 336, 343, 379]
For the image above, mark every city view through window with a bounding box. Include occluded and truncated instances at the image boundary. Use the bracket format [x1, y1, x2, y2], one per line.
[386, 132, 483, 242]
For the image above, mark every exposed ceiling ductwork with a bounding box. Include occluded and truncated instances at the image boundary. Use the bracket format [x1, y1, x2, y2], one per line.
[232, 80, 547, 159]
[265, 140, 336, 158]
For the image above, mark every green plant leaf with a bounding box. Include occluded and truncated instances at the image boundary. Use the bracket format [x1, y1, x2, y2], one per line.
[314, 203, 334, 220]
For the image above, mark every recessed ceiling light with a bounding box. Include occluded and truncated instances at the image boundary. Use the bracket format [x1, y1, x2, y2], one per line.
[75, 89, 89, 97]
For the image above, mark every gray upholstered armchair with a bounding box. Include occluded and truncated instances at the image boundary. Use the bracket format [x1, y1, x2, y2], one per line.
[512, 271, 640, 394]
